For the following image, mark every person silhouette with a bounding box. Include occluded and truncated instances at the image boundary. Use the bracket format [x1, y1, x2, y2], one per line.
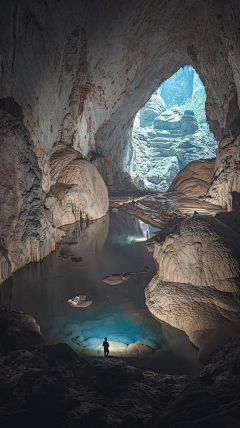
[103, 337, 109, 357]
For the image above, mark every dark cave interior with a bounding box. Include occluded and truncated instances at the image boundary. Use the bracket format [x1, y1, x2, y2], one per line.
[0, 1, 240, 427]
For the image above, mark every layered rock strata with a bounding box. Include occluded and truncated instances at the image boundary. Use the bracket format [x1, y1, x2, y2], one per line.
[45, 147, 109, 227]
[168, 158, 215, 198]
[132, 105, 216, 190]
[145, 215, 240, 364]
[0, 111, 63, 284]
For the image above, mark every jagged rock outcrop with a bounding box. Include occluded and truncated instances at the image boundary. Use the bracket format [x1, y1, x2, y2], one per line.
[0, 111, 63, 284]
[45, 147, 109, 226]
[205, 134, 240, 210]
[145, 215, 240, 364]
[168, 159, 215, 197]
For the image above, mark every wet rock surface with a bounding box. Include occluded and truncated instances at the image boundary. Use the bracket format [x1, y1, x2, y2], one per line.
[145, 215, 240, 364]
[68, 295, 92, 308]
[0, 111, 64, 285]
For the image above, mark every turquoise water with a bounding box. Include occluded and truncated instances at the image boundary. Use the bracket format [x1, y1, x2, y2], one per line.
[0, 210, 203, 374]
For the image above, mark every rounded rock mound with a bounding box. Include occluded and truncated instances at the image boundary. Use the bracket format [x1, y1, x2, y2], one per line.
[168, 159, 215, 198]
[45, 147, 109, 226]
[145, 215, 240, 364]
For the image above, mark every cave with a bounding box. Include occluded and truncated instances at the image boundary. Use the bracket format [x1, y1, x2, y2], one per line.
[0, 1, 240, 427]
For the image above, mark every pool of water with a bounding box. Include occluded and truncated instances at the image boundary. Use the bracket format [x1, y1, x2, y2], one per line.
[0, 210, 203, 375]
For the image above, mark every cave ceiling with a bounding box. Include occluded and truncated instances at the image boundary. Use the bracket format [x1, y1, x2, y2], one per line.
[0, 0, 239, 188]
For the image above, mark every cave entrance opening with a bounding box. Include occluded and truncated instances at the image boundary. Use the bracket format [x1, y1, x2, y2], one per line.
[130, 66, 217, 192]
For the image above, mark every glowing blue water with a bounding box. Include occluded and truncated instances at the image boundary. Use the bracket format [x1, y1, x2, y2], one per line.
[0, 211, 203, 374]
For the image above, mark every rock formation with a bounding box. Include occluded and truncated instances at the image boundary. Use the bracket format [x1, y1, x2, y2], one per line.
[0, 0, 240, 372]
[0, 111, 64, 284]
[68, 294, 92, 308]
[0, 0, 239, 190]
[159, 66, 195, 108]
[140, 92, 166, 127]
[131, 69, 216, 190]
[45, 147, 109, 226]
[0, 305, 45, 355]
[168, 158, 215, 198]
[205, 134, 240, 211]
[145, 215, 240, 364]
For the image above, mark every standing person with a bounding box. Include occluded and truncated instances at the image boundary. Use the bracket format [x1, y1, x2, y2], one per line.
[146, 231, 149, 239]
[103, 337, 109, 357]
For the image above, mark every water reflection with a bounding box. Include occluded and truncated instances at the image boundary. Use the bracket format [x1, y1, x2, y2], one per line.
[0, 211, 202, 374]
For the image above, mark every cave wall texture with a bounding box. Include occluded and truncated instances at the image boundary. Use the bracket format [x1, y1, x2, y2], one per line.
[0, 0, 240, 281]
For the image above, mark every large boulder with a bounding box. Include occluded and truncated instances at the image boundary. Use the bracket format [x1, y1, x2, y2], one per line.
[140, 93, 166, 127]
[145, 215, 240, 364]
[168, 158, 215, 197]
[45, 147, 109, 226]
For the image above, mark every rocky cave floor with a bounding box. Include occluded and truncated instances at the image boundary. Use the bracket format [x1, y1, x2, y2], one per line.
[0, 303, 240, 428]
